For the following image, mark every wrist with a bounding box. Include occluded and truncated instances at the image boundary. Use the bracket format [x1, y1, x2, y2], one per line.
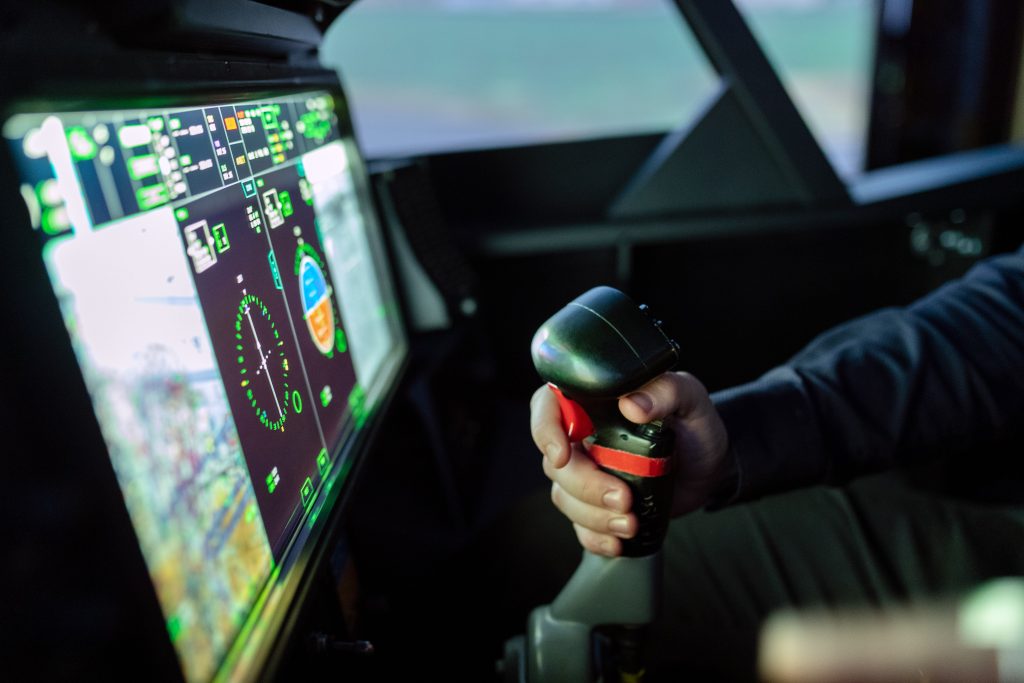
[705, 440, 740, 510]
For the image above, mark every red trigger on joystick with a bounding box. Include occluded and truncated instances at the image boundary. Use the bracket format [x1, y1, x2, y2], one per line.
[547, 383, 594, 443]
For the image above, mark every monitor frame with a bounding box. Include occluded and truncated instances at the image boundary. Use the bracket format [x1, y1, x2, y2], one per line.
[0, 52, 409, 682]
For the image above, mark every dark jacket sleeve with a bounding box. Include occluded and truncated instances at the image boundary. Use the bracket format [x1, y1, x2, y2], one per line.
[710, 245, 1024, 505]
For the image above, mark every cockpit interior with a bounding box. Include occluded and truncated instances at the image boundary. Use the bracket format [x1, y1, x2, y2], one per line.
[5, 1, 1024, 681]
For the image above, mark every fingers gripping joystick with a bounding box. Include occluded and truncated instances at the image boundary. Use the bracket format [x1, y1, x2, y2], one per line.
[502, 287, 681, 683]
[531, 286, 680, 557]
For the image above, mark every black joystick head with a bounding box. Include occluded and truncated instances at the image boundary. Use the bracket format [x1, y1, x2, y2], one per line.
[531, 286, 679, 400]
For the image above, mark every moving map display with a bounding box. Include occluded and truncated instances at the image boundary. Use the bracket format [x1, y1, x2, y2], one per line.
[3, 90, 405, 682]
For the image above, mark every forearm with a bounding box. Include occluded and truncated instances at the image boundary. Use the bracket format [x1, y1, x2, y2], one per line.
[711, 246, 1024, 504]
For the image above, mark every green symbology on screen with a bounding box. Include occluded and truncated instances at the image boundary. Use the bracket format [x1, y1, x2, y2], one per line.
[167, 615, 183, 643]
[297, 97, 334, 145]
[65, 126, 97, 161]
[348, 383, 367, 429]
[235, 293, 289, 432]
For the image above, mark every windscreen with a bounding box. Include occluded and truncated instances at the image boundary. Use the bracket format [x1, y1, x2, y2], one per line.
[3, 89, 405, 682]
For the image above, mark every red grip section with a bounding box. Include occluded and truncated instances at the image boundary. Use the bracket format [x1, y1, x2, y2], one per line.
[589, 443, 672, 478]
[547, 383, 594, 443]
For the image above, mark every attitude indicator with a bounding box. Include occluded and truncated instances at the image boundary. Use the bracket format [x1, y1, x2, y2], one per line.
[236, 293, 290, 432]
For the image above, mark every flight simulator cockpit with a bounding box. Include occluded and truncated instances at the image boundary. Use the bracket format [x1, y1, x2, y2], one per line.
[5, 1, 1024, 682]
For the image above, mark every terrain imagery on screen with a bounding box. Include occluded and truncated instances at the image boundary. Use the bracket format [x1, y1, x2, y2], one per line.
[4, 91, 394, 681]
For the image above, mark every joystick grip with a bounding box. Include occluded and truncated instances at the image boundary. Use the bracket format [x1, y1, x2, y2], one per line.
[533, 287, 680, 557]
[587, 419, 675, 557]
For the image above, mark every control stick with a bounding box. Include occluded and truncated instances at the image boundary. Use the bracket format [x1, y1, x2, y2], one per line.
[501, 286, 680, 683]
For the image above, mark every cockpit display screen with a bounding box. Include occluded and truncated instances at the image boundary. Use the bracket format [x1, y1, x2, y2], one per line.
[4, 90, 405, 681]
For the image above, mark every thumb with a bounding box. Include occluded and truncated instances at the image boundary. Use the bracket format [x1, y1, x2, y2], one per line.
[618, 372, 708, 424]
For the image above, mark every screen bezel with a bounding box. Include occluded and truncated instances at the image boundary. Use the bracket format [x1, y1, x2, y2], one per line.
[1, 64, 409, 682]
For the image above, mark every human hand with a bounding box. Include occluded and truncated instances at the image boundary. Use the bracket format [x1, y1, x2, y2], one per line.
[530, 371, 731, 557]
